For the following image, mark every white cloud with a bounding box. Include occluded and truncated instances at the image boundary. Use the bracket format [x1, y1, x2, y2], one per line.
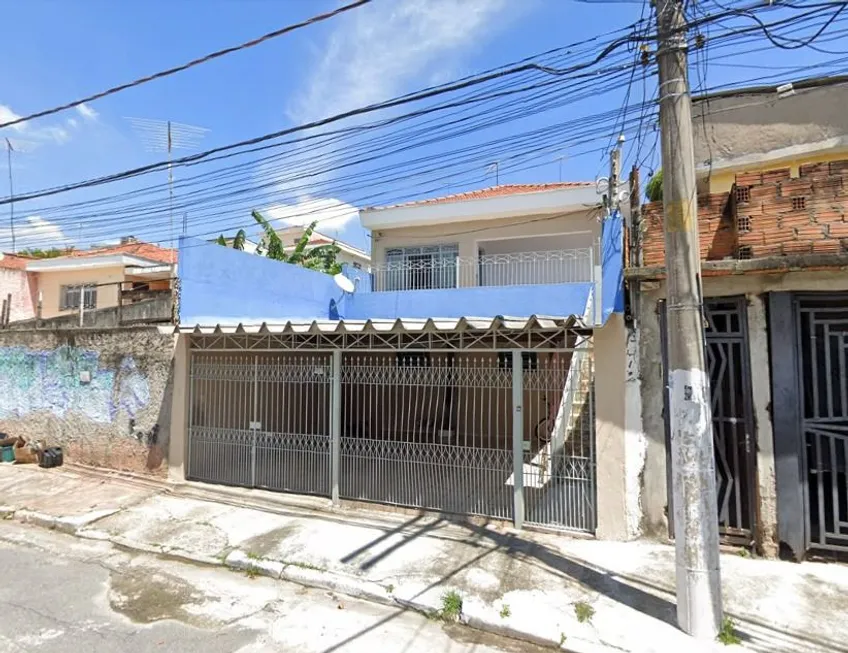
[0, 105, 27, 133]
[263, 197, 359, 233]
[76, 103, 98, 121]
[289, 0, 511, 124]
[0, 103, 74, 145]
[0, 215, 71, 252]
[66, 117, 79, 129]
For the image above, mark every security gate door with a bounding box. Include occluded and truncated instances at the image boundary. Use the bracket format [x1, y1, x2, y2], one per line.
[661, 297, 757, 545]
[797, 296, 848, 553]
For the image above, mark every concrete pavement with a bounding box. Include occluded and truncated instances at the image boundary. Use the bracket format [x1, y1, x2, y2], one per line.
[1, 463, 846, 653]
[0, 521, 548, 653]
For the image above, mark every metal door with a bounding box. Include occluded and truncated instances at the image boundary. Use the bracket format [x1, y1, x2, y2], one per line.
[661, 297, 757, 544]
[796, 296, 848, 552]
[187, 352, 332, 497]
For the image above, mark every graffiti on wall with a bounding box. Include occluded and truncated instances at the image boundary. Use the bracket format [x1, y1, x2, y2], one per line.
[0, 346, 150, 423]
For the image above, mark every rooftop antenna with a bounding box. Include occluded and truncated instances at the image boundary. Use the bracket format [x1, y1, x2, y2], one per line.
[486, 161, 500, 186]
[126, 117, 209, 274]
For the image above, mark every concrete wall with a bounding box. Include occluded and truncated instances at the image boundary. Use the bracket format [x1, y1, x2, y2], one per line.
[0, 327, 176, 475]
[9, 294, 172, 329]
[0, 267, 36, 322]
[179, 237, 338, 324]
[38, 266, 125, 319]
[693, 80, 848, 192]
[637, 268, 848, 553]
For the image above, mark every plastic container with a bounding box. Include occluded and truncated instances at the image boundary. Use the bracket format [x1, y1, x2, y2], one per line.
[1, 446, 14, 463]
[39, 447, 64, 468]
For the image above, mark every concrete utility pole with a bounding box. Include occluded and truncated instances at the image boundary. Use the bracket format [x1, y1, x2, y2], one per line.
[655, 0, 722, 639]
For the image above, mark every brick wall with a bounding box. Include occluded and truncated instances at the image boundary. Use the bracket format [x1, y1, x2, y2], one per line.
[639, 159, 848, 266]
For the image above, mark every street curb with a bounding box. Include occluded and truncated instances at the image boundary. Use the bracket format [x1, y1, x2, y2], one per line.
[2, 508, 618, 652]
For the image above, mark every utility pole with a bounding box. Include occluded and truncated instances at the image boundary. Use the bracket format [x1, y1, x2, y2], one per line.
[655, 0, 722, 639]
[5, 138, 15, 253]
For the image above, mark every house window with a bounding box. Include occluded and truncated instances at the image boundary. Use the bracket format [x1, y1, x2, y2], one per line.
[60, 284, 97, 311]
[383, 244, 459, 291]
[497, 352, 539, 371]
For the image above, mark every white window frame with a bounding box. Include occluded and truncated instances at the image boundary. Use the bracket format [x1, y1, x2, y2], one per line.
[383, 244, 459, 291]
[60, 284, 97, 311]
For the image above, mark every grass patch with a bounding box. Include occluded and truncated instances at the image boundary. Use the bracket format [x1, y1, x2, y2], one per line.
[717, 616, 741, 645]
[736, 548, 750, 558]
[245, 565, 260, 580]
[386, 583, 395, 594]
[287, 560, 326, 572]
[560, 632, 567, 647]
[440, 590, 463, 622]
[499, 604, 511, 619]
[574, 601, 595, 624]
[246, 551, 261, 560]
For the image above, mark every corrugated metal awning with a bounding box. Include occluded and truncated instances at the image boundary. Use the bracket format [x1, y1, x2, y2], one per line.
[164, 315, 585, 336]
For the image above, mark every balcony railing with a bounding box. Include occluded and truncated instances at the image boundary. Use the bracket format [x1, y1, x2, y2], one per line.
[371, 248, 593, 292]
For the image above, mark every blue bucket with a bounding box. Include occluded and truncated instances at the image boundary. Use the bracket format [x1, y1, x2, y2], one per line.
[1, 446, 14, 463]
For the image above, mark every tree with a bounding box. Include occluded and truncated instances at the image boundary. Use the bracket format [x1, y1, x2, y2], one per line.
[217, 210, 342, 276]
[646, 169, 663, 202]
[18, 247, 75, 259]
[215, 229, 247, 250]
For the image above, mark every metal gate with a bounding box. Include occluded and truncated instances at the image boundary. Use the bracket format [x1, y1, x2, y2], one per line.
[796, 296, 848, 552]
[187, 343, 596, 533]
[187, 352, 332, 496]
[661, 297, 757, 544]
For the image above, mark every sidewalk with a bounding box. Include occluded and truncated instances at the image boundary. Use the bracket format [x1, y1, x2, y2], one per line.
[0, 464, 845, 653]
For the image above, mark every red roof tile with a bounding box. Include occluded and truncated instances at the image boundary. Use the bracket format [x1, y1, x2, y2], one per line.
[69, 242, 176, 264]
[366, 183, 594, 211]
[0, 254, 30, 270]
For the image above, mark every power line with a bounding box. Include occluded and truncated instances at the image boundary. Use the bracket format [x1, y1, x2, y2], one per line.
[0, 0, 373, 130]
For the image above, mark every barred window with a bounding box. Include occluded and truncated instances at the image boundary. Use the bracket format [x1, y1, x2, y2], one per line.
[60, 284, 97, 311]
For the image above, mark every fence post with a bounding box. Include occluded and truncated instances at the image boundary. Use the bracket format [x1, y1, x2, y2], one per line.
[512, 350, 525, 529]
[331, 349, 342, 506]
[251, 355, 258, 487]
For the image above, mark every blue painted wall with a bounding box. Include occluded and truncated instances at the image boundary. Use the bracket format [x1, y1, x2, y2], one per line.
[179, 237, 337, 324]
[340, 282, 592, 321]
[601, 210, 625, 323]
[180, 217, 624, 325]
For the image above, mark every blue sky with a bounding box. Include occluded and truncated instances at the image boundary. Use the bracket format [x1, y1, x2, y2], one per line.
[0, 0, 841, 253]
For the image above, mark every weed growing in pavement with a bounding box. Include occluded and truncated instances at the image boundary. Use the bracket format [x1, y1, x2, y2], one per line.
[499, 604, 511, 619]
[736, 548, 750, 558]
[574, 601, 595, 624]
[386, 583, 395, 594]
[245, 565, 260, 580]
[246, 551, 261, 560]
[560, 633, 567, 647]
[440, 590, 463, 621]
[717, 616, 741, 645]
[287, 560, 326, 572]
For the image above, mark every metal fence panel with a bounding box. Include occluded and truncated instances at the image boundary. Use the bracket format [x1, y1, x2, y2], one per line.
[187, 352, 332, 497]
[522, 350, 596, 532]
[339, 353, 514, 520]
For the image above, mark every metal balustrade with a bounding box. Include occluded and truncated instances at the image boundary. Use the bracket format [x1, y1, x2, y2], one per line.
[370, 248, 594, 292]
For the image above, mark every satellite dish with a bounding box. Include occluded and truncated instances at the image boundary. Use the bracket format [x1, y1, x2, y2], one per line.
[334, 273, 355, 294]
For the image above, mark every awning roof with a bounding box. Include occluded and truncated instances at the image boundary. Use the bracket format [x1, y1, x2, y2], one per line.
[166, 315, 584, 336]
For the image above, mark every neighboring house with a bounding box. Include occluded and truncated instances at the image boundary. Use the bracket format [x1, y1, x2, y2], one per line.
[24, 238, 175, 321]
[274, 224, 370, 271]
[173, 182, 631, 540]
[0, 254, 37, 322]
[692, 75, 848, 194]
[631, 76, 848, 560]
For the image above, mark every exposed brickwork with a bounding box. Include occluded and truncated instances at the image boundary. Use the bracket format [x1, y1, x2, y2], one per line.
[639, 159, 848, 267]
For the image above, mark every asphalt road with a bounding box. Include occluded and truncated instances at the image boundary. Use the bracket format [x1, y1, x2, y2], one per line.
[0, 521, 549, 653]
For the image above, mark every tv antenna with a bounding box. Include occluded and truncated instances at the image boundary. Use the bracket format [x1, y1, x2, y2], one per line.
[126, 117, 209, 269]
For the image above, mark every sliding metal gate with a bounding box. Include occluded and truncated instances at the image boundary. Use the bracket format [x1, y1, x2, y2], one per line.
[661, 297, 757, 545]
[187, 341, 596, 533]
[187, 352, 332, 497]
[796, 296, 848, 553]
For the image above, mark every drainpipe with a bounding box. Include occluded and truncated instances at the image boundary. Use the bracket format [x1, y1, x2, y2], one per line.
[593, 227, 603, 327]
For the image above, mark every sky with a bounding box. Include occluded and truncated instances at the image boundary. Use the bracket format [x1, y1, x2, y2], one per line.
[0, 0, 841, 254]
